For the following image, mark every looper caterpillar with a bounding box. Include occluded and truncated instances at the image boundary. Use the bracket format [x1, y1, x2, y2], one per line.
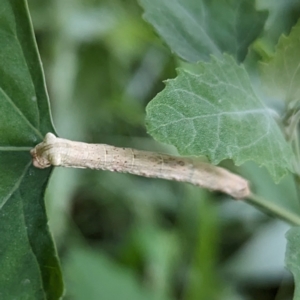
[30, 133, 250, 199]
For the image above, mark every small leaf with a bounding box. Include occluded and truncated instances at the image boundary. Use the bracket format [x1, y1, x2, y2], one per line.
[285, 227, 300, 300]
[0, 0, 63, 299]
[261, 19, 300, 106]
[146, 55, 293, 182]
[139, 0, 267, 62]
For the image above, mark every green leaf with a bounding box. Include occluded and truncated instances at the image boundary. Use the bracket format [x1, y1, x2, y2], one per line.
[0, 1, 63, 299]
[146, 55, 293, 182]
[261, 19, 300, 107]
[139, 0, 267, 62]
[257, 0, 300, 46]
[285, 227, 300, 300]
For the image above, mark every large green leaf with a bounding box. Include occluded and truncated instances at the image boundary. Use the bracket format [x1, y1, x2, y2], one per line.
[285, 227, 300, 300]
[261, 19, 300, 107]
[0, 0, 63, 299]
[139, 0, 267, 62]
[146, 55, 293, 182]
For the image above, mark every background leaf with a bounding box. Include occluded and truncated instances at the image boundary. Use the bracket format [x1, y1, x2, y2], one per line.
[261, 19, 300, 107]
[139, 0, 268, 63]
[257, 0, 300, 47]
[285, 227, 300, 300]
[146, 55, 293, 182]
[0, 0, 63, 298]
[64, 245, 156, 300]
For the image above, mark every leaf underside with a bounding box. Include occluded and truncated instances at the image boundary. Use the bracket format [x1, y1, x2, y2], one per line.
[0, 1, 63, 299]
[146, 55, 293, 183]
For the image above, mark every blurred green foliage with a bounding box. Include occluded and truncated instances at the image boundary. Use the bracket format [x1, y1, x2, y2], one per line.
[27, 0, 300, 299]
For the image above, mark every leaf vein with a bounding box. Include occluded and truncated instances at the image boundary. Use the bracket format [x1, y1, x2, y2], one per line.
[0, 87, 43, 139]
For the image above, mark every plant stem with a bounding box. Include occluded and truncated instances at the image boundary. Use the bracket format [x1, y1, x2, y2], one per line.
[246, 193, 300, 226]
[286, 109, 300, 142]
